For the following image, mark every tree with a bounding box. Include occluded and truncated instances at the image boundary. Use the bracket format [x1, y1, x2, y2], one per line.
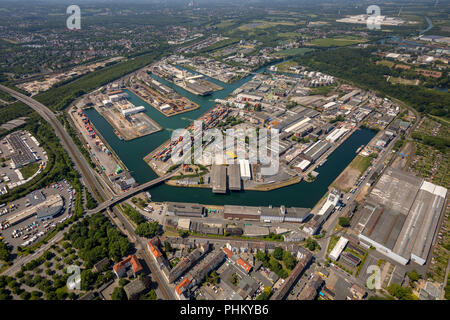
[205, 270, 220, 285]
[273, 247, 284, 260]
[111, 287, 127, 300]
[270, 259, 282, 273]
[20, 291, 31, 300]
[282, 251, 296, 270]
[256, 286, 272, 300]
[142, 289, 157, 300]
[230, 273, 240, 286]
[178, 230, 189, 238]
[164, 241, 172, 254]
[407, 270, 421, 282]
[305, 237, 320, 251]
[387, 284, 415, 300]
[338, 217, 350, 227]
[118, 278, 129, 287]
[0, 242, 11, 262]
[135, 221, 161, 238]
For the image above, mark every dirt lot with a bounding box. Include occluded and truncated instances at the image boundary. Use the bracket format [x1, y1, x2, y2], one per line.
[332, 167, 360, 193]
[332, 155, 372, 192]
[391, 141, 415, 170]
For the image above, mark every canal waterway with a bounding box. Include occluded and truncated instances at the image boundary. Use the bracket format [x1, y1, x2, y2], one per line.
[84, 63, 376, 208]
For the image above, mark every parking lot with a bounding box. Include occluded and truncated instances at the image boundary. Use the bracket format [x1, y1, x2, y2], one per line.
[0, 180, 75, 255]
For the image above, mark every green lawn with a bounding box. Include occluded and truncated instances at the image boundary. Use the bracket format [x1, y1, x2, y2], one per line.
[308, 37, 366, 47]
[327, 235, 340, 255]
[349, 155, 373, 175]
[274, 48, 314, 57]
[19, 162, 40, 180]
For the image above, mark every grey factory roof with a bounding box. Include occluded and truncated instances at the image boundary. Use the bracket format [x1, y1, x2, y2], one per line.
[167, 202, 204, 217]
[359, 168, 447, 265]
[368, 168, 422, 216]
[211, 164, 227, 194]
[227, 164, 241, 191]
[36, 204, 64, 220]
[123, 278, 148, 300]
[7, 132, 38, 168]
[302, 140, 331, 162]
[27, 190, 46, 206]
[260, 206, 310, 220]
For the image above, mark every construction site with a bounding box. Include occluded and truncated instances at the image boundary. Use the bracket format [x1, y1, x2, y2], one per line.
[128, 71, 199, 117]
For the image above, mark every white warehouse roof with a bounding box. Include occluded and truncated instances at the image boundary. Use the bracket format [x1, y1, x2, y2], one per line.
[329, 236, 348, 261]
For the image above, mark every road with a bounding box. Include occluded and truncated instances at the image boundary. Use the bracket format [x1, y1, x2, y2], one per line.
[88, 172, 176, 214]
[105, 207, 175, 299]
[0, 85, 176, 299]
[0, 84, 107, 202]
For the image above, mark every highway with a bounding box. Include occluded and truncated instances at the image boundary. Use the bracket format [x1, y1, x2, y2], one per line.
[0, 85, 176, 299]
[0, 84, 107, 202]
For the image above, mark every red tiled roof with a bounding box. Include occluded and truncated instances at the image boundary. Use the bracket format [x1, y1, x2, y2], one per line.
[237, 258, 252, 273]
[147, 241, 163, 259]
[222, 247, 233, 258]
[113, 254, 143, 274]
[175, 277, 192, 295]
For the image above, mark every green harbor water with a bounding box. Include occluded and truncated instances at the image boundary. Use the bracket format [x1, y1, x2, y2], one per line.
[84, 64, 376, 208]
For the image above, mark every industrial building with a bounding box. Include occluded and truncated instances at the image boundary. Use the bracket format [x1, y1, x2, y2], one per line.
[224, 205, 261, 220]
[6, 131, 39, 169]
[211, 164, 227, 193]
[302, 140, 331, 163]
[338, 89, 360, 103]
[358, 168, 447, 265]
[294, 159, 311, 172]
[167, 202, 205, 217]
[325, 127, 349, 143]
[329, 237, 348, 261]
[238, 159, 251, 180]
[121, 106, 146, 116]
[6, 193, 64, 226]
[304, 189, 340, 235]
[223, 205, 311, 223]
[227, 163, 241, 191]
[259, 205, 311, 223]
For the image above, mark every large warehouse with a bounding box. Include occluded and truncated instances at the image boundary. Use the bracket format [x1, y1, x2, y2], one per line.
[223, 205, 311, 223]
[358, 168, 447, 265]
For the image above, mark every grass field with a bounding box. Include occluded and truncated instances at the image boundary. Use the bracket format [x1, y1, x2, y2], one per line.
[214, 19, 235, 29]
[238, 20, 297, 31]
[388, 77, 419, 86]
[308, 37, 366, 47]
[275, 60, 298, 73]
[377, 60, 395, 68]
[273, 47, 314, 57]
[277, 32, 301, 38]
[349, 155, 373, 173]
[19, 162, 40, 180]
